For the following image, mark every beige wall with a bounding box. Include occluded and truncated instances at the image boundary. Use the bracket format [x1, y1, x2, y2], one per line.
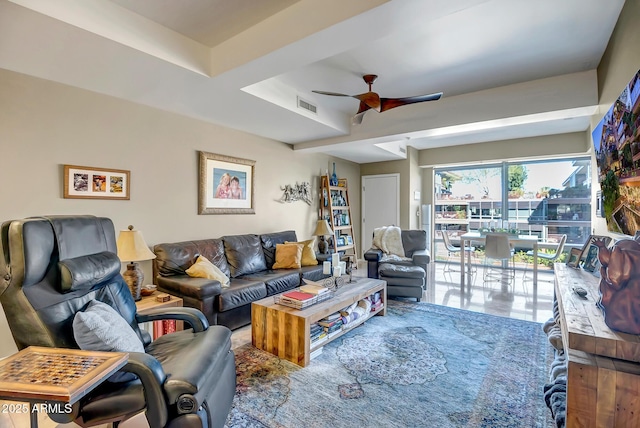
[590, 0, 640, 235]
[0, 69, 360, 357]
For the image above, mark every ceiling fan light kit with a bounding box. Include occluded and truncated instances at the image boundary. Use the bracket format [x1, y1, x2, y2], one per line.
[313, 74, 442, 124]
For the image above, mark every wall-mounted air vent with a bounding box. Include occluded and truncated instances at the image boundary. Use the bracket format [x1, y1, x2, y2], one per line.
[297, 97, 317, 114]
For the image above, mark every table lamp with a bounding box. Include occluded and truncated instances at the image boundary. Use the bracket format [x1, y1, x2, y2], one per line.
[116, 225, 156, 301]
[313, 219, 334, 254]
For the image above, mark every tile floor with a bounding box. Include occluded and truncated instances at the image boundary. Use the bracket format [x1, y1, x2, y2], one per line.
[2, 260, 556, 428]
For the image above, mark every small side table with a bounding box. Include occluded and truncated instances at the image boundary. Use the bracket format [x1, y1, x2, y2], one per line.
[135, 291, 184, 339]
[0, 346, 128, 428]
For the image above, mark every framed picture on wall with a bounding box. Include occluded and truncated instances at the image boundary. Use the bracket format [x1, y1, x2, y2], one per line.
[63, 165, 130, 200]
[198, 151, 255, 214]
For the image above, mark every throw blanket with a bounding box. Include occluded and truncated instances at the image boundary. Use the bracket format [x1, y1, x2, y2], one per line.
[372, 226, 405, 257]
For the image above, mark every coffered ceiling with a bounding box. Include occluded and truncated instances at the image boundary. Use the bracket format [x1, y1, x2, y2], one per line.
[0, 0, 626, 163]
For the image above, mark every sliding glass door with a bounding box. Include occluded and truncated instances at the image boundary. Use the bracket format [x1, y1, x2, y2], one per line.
[434, 158, 591, 262]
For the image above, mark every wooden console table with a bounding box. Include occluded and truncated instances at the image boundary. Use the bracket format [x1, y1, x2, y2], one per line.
[554, 263, 640, 427]
[252, 278, 386, 367]
[0, 347, 128, 428]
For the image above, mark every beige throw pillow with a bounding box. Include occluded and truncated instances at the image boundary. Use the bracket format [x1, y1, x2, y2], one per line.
[185, 255, 230, 287]
[285, 239, 318, 266]
[272, 243, 303, 269]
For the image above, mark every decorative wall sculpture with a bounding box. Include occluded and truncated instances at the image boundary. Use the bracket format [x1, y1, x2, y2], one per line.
[279, 182, 311, 205]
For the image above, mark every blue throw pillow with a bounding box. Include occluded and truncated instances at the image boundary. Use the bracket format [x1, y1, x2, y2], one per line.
[73, 300, 143, 382]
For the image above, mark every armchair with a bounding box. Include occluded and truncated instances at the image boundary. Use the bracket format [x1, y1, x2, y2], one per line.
[0, 215, 235, 428]
[363, 229, 430, 300]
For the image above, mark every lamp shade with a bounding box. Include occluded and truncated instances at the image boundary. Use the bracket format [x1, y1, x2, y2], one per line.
[313, 219, 334, 236]
[116, 225, 156, 262]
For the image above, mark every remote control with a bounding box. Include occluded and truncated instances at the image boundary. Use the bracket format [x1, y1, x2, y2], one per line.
[573, 287, 587, 298]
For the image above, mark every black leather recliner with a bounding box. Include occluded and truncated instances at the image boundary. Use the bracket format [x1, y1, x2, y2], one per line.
[0, 215, 236, 428]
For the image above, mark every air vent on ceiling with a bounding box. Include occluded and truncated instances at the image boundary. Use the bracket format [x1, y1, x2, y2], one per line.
[399, 146, 407, 154]
[297, 96, 317, 114]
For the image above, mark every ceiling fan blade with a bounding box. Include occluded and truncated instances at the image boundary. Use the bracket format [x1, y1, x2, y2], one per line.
[312, 90, 352, 97]
[356, 101, 372, 115]
[353, 91, 381, 112]
[352, 111, 366, 125]
[380, 92, 443, 112]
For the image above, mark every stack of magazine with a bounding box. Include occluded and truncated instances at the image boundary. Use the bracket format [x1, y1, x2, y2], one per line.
[274, 280, 333, 309]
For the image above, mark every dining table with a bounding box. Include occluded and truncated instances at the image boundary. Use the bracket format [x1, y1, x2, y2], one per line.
[459, 231, 540, 299]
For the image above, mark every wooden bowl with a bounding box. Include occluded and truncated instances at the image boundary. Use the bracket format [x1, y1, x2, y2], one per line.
[140, 285, 157, 296]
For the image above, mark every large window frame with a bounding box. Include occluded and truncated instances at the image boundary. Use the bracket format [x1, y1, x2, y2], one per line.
[433, 157, 592, 262]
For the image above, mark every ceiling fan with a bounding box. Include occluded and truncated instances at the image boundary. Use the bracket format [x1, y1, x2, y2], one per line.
[313, 74, 443, 124]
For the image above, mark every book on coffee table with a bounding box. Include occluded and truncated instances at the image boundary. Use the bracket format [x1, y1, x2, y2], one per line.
[282, 291, 315, 301]
[300, 281, 329, 295]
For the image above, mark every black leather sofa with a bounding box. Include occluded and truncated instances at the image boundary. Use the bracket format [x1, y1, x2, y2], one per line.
[153, 231, 326, 330]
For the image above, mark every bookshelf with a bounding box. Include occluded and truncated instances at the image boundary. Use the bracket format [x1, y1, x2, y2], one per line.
[320, 175, 357, 264]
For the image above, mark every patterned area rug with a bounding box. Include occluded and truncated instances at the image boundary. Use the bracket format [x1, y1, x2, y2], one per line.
[225, 301, 554, 428]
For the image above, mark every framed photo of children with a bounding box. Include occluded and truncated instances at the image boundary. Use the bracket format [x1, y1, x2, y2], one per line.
[63, 165, 130, 200]
[198, 151, 255, 214]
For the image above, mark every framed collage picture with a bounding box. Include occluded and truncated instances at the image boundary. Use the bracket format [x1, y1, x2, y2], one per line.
[63, 165, 130, 200]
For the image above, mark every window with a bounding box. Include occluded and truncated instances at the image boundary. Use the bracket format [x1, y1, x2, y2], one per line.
[434, 158, 591, 261]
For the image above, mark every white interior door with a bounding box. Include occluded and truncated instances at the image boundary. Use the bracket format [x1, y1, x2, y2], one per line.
[362, 174, 400, 253]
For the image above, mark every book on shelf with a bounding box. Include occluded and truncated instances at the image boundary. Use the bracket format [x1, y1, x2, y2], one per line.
[323, 312, 341, 321]
[318, 318, 343, 328]
[310, 347, 323, 360]
[311, 332, 328, 345]
[151, 319, 176, 340]
[324, 323, 342, 334]
[282, 290, 315, 301]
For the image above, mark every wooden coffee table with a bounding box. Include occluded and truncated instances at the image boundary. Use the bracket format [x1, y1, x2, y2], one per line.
[252, 277, 386, 367]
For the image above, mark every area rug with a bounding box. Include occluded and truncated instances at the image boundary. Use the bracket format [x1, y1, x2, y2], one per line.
[225, 300, 555, 428]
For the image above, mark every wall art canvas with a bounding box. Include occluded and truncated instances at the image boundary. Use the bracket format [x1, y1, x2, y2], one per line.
[592, 68, 640, 236]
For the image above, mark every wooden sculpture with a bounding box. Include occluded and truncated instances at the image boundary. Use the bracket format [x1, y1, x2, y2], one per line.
[595, 235, 640, 334]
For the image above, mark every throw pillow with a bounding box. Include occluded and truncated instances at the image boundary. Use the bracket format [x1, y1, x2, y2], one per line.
[272, 243, 303, 269]
[185, 255, 231, 287]
[285, 239, 318, 266]
[73, 300, 144, 382]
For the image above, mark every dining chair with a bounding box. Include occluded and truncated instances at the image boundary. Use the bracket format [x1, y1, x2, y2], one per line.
[441, 231, 476, 276]
[482, 233, 515, 291]
[522, 234, 567, 282]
